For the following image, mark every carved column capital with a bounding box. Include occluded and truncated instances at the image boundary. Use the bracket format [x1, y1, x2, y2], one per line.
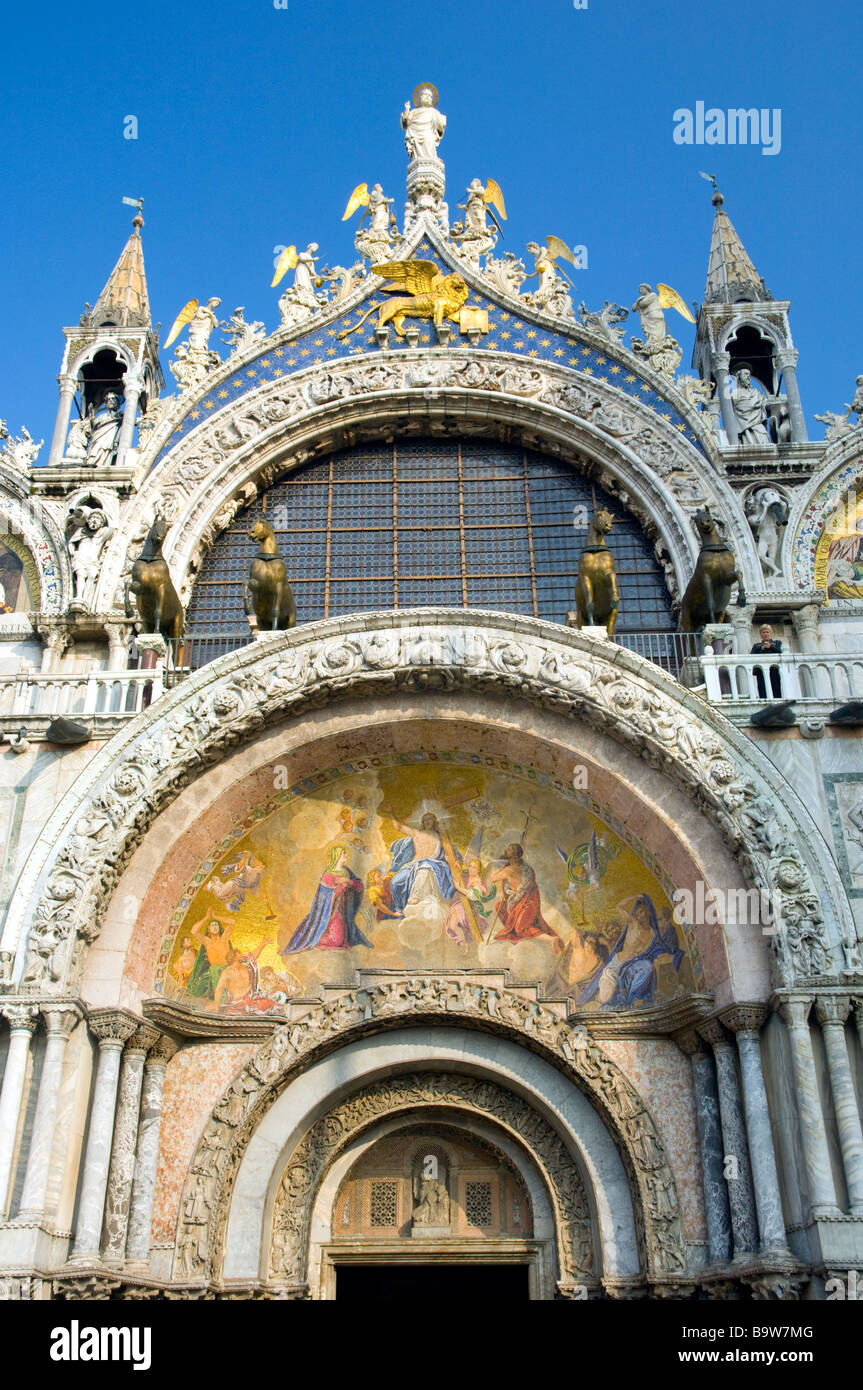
[791, 604, 822, 640]
[697, 1017, 732, 1049]
[147, 1034, 180, 1067]
[777, 998, 813, 1031]
[720, 1003, 769, 1037]
[57, 373, 77, 395]
[125, 1024, 162, 1058]
[815, 996, 851, 1027]
[775, 348, 799, 371]
[86, 1008, 140, 1047]
[1, 1002, 39, 1032]
[41, 1001, 84, 1037]
[674, 1028, 707, 1058]
[712, 352, 731, 373]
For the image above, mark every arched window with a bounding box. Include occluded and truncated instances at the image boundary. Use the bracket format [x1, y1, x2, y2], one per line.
[186, 440, 674, 648]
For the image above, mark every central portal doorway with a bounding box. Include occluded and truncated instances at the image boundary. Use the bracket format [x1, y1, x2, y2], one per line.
[336, 1263, 530, 1300]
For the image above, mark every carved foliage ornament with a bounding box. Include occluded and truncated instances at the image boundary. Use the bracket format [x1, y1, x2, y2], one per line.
[174, 980, 684, 1285]
[13, 616, 850, 991]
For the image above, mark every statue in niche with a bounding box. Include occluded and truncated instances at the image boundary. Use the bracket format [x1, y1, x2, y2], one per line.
[65, 417, 89, 461]
[731, 368, 771, 446]
[84, 392, 124, 468]
[412, 1154, 450, 1228]
[744, 486, 789, 579]
[401, 84, 446, 161]
[67, 504, 114, 606]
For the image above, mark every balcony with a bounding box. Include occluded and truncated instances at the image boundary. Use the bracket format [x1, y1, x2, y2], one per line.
[0, 669, 160, 738]
[700, 651, 863, 725]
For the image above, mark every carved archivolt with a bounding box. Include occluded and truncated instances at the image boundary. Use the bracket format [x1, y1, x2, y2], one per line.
[267, 1072, 594, 1294]
[0, 485, 70, 613]
[94, 352, 759, 614]
[173, 982, 685, 1288]
[4, 612, 854, 994]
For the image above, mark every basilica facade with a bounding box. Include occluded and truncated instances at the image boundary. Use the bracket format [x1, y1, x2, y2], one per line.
[0, 87, 862, 1301]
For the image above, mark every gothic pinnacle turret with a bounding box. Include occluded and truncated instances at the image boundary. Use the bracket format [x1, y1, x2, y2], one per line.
[88, 210, 152, 330]
[704, 186, 769, 305]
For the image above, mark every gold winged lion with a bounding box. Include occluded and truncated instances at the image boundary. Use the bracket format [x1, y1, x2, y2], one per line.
[338, 259, 469, 339]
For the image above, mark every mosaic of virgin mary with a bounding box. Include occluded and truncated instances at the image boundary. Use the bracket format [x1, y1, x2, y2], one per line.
[281, 845, 371, 955]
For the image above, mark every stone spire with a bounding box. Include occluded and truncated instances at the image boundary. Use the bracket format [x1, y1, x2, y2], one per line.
[704, 188, 769, 305]
[89, 212, 152, 329]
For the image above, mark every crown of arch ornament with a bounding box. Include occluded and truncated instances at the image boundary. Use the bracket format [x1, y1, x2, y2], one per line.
[5, 611, 856, 991]
[94, 348, 761, 615]
[174, 998, 685, 1294]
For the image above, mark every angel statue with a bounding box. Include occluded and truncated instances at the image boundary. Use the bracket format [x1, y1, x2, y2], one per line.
[164, 297, 222, 394]
[272, 243, 327, 330]
[522, 238, 576, 318]
[343, 183, 400, 262]
[337, 259, 469, 340]
[451, 178, 507, 265]
[401, 83, 446, 161]
[630, 283, 694, 380]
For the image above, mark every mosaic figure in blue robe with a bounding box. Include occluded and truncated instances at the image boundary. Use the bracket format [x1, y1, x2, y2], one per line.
[574, 894, 683, 1008]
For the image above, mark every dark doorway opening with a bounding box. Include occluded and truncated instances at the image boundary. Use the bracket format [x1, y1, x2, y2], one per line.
[336, 1263, 529, 1300]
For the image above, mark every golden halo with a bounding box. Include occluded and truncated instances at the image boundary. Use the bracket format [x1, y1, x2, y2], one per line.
[412, 82, 439, 108]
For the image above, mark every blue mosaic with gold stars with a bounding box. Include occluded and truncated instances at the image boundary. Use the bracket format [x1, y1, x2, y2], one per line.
[154, 239, 704, 468]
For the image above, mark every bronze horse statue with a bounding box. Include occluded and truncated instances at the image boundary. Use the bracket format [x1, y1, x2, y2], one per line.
[246, 520, 296, 632]
[127, 514, 184, 640]
[681, 507, 746, 633]
[574, 507, 620, 635]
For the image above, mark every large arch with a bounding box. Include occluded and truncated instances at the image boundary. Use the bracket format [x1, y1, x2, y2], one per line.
[174, 1001, 688, 1297]
[5, 611, 855, 994]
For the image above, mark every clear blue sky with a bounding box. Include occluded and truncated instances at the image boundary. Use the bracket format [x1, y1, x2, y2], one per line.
[3, 0, 860, 445]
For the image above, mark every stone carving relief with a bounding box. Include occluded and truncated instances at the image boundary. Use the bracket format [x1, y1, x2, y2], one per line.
[268, 1072, 594, 1294]
[172, 982, 683, 1289]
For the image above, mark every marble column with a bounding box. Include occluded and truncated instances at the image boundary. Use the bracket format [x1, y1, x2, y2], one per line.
[699, 1018, 758, 1257]
[676, 1029, 732, 1263]
[114, 375, 141, 468]
[712, 351, 738, 445]
[723, 1006, 788, 1253]
[101, 1024, 161, 1266]
[104, 622, 134, 674]
[68, 1009, 138, 1264]
[17, 1003, 83, 1220]
[776, 348, 808, 443]
[853, 997, 863, 1051]
[729, 603, 756, 657]
[0, 1004, 39, 1217]
[777, 999, 840, 1217]
[125, 1035, 178, 1267]
[815, 997, 863, 1214]
[47, 373, 77, 468]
